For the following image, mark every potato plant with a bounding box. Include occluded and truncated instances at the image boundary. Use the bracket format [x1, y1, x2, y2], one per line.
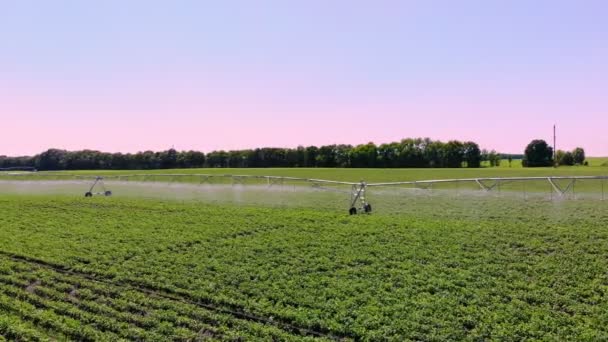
[1, 194, 608, 340]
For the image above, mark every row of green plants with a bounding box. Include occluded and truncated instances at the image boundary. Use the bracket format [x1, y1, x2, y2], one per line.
[0, 256, 321, 341]
[1, 195, 608, 340]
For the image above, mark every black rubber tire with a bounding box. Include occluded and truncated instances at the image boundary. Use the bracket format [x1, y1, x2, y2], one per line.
[85, 192, 93, 197]
[104, 191, 112, 197]
[364, 203, 372, 213]
[349, 207, 357, 215]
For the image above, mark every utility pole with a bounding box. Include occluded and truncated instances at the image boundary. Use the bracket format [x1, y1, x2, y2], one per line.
[553, 124, 557, 167]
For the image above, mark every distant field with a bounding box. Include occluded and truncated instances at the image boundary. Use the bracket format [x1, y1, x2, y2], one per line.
[33, 162, 608, 184]
[2, 164, 607, 200]
[480, 159, 524, 168]
[589, 157, 608, 166]
[482, 157, 608, 168]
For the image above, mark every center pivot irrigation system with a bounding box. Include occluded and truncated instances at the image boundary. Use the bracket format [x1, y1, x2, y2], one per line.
[2, 172, 607, 214]
[73, 174, 608, 215]
[82, 175, 375, 215]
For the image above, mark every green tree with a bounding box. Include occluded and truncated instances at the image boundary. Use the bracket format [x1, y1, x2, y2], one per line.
[556, 150, 574, 166]
[304, 146, 318, 167]
[572, 147, 586, 165]
[35, 149, 68, 171]
[159, 149, 178, 169]
[424, 140, 445, 167]
[522, 140, 553, 167]
[206, 150, 229, 167]
[487, 150, 500, 167]
[349, 143, 378, 168]
[462, 142, 481, 168]
[377, 142, 400, 168]
[334, 144, 353, 167]
[316, 145, 337, 167]
[443, 140, 465, 168]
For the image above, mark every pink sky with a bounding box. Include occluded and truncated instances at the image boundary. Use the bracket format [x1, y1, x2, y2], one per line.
[1, 1, 607, 156]
[2, 71, 606, 157]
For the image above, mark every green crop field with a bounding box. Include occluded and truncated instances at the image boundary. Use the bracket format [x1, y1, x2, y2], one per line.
[1, 164, 604, 199]
[3, 162, 607, 184]
[1, 184, 608, 340]
[482, 157, 608, 168]
[589, 157, 608, 167]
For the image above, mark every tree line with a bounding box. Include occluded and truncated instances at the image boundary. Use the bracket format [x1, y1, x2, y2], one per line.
[0, 138, 485, 171]
[556, 148, 586, 166]
[522, 140, 587, 167]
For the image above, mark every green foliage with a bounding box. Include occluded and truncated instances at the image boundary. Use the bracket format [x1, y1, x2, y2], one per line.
[572, 147, 586, 165]
[349, 143, 377, 168]
[556, 148, 587, 167]
[523, 140, 554, 167]
[444, 140, 465, 167]
[1, 138, 489, 171]
[462, 141, 481, 168]
[556, 150, 574, 166]
[1, 195, 608, 340]
[482, 149, 502, 167]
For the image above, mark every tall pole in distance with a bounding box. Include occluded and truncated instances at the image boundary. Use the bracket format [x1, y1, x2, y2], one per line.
[553, 124, 557, 167]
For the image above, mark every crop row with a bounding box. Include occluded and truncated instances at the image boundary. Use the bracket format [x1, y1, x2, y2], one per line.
[0, 255, 324, 341]
[2, 195, 608, 340]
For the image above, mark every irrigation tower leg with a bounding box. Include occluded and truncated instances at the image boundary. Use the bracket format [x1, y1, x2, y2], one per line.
[349, 181, 371, 215]
[85, 177, 112, 197]
[85, 178, 99, 197]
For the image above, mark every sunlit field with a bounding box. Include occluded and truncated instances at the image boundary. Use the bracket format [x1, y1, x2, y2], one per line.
[482, 157, 607, 168]
[8, 161, 607, 183]
[1, 164, 608, 340]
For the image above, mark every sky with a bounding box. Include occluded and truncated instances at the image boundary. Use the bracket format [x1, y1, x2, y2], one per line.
[1, 0, 607, 156]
